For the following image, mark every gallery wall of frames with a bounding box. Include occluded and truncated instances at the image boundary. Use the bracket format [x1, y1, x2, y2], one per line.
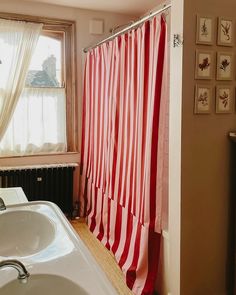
[194, 15, 236, 114]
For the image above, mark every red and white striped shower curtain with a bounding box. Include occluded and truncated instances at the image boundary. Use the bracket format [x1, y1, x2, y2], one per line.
[80, 15, 168, 295]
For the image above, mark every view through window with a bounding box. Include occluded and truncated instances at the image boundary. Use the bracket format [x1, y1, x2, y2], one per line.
[26, 34, 63, 88]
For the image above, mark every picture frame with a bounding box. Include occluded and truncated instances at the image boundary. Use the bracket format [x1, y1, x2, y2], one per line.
[216, 52, 234, 80]
[196, 15, 214, 45]
[215, 85, 234, 113]
[195, 50, 214, 80]
[194, 84, 212, 114]
[217, 17, 234, 46]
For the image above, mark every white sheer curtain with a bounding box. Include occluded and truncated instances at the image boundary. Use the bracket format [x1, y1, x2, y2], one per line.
[0, 18, 43, 140]
[0, 88, 67, 156]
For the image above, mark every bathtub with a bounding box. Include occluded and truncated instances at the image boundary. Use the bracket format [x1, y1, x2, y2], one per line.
[0, 201, 118, 295]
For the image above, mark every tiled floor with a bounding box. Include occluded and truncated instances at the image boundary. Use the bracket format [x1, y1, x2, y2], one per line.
[70, 218, 133, 295]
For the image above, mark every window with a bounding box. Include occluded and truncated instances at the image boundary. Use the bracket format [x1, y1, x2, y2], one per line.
[0, 13, 77, 156]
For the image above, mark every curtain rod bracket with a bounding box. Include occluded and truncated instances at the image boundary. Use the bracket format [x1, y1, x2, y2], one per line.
[173, 34, 183, 47]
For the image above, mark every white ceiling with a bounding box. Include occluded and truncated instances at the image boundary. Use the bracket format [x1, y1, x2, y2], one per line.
[24, 0, 162, 15]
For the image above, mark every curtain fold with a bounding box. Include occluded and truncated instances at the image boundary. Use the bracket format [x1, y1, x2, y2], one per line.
[80, 15, 168, 295]
[0, 87, 67, 156]
[0, 18, 42, 141]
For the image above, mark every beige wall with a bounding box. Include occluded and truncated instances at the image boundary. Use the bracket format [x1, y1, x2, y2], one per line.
[181, 0, 236, 294]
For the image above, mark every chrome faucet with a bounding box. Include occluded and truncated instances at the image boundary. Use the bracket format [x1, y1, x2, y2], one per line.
[0, 259, 30, 283]
[0, 197, 6, 211]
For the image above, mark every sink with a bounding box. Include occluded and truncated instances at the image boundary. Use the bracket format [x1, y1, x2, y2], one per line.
[0, 201, 118, 295]
[1, 274, 89, 295]
[0, 210, 55, 257]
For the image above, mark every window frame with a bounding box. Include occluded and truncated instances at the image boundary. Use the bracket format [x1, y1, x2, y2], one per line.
[0, 12, 78, 153]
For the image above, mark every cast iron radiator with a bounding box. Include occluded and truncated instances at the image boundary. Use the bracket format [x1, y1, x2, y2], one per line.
[0, 163, 78, 215]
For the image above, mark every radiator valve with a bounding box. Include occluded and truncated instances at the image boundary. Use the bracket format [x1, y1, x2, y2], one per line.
[72, 201, 80, 219]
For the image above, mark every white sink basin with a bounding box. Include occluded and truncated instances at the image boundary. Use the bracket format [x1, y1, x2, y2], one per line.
[0, 201, 118, 295]
[0, 210, 55, 257]
[1, 274, 89, 295]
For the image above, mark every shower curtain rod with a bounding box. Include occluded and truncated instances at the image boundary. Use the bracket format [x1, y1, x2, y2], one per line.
[83, 3, 171, 53]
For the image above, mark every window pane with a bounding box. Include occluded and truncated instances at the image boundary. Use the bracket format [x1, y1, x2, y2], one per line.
[0, 88, 67, 156]
[25, 35, 62, 87]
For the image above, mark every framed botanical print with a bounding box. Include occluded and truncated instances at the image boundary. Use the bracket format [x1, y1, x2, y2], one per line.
[215, 85, 234, 113]
[195, 50, 214, 79]
[194, 84, 212, 114]
[217, 17, 234, 46]
[216, 52, 234, 80]
[196, 15, 214, 45]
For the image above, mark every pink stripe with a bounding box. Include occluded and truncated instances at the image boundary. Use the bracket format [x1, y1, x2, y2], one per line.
[96, 48, 105, 188]
[123, 218, 141, 290]
[149, 17, 166, 229]
[110, 198, 123, 254]
[132, 226, 149, 294]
